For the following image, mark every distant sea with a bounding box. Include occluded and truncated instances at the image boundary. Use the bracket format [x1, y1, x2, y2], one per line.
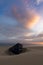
[0, 43, 43, 47]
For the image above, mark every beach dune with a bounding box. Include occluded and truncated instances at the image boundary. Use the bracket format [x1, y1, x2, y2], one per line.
[0, 46, 43, 65]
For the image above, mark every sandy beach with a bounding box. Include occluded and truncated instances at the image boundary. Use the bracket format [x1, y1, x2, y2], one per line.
[0, 46, 43, 65]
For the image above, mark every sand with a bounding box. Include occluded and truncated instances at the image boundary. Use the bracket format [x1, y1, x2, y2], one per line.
[0, 46, 43, 65]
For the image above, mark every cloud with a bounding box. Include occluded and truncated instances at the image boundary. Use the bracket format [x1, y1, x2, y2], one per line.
[15, 32, 43, 43]
[0, 0, 43, 44]
[24, 10, 40, 29]
[12, 4, 40, 30]
[0, 15, 32, 41]
[36, 0, 43, 5]
[0, 33, 8, 40]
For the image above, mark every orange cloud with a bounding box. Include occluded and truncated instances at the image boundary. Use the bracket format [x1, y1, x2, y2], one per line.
[12, 6, 40, 30]
[25, 10, 40, 29]
[32, 42, 43, 45]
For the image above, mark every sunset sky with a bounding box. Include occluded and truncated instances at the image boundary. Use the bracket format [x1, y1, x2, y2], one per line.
[0, 0, 43, 44]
